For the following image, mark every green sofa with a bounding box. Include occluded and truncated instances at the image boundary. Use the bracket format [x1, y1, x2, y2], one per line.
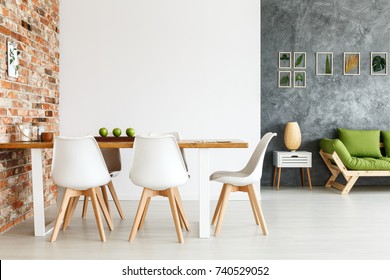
[319, 128, 390, 194]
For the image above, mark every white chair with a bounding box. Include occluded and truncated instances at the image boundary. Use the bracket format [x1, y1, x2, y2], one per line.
[210, 132, 277, 236]
[50, 136, 113, 242]
[129, 135, 189, 243]
[148, 131, 189, 174]
[82, 148, 125, 219]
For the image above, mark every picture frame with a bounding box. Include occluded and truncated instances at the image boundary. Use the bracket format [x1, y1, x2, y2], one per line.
[316, 52, 333, 75]
[279, 52, 291, 68]
[278, 71, 291, 88]
[293, 71, 306, 88]
[371, 52, 387, 75]
[343, 52, 360, 75]
[294, 52, 306, 69]
[7, 40, 19, 78]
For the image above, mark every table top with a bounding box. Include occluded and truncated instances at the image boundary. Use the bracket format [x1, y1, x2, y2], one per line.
[0, 139, 248, 149]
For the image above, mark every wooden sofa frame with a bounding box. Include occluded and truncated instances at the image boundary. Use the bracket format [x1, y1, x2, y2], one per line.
[319, 144, 390, 195]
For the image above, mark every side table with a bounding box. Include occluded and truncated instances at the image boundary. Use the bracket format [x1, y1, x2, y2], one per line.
[273, 151, 312, 191]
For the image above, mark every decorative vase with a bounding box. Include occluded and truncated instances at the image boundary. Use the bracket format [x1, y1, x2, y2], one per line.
[284, 122, 301, 151]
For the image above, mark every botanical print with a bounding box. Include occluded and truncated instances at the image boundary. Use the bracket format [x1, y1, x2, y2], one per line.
[316, 52, 333, 75]
[279, 52, 291, 68]
[7, 41, 19, 78]
[294, 71, 306, 88]
[294, 52, 306, 69]
[344, 52, 360, 75]
[278, 71, 291, 88]
[371, 52, 387, 75]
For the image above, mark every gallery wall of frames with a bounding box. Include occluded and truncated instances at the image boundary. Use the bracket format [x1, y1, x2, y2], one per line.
[261, 0, 390, 187]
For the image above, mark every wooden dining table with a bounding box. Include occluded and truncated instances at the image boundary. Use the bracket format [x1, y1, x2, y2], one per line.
[0, 138, 248, 238]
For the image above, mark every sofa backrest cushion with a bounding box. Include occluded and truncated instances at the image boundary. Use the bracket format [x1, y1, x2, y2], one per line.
[338, 128, 381, 158]
[381, 130, 390, 157]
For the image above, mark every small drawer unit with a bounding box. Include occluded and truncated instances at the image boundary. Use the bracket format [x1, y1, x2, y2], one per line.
[273, 151, 312, 168]
[272, 151, 313, 191]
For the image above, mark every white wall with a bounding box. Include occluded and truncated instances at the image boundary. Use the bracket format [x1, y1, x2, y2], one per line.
[59, 0, 260, 200]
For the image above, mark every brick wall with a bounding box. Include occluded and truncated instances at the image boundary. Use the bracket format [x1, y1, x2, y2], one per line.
[0, 0, 59, 233]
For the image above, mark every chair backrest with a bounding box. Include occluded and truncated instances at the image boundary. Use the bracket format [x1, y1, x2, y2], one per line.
[51, 136, 111, 190]
[148, 131, 189, 172]
[241, 132, 277, 180]
[100, 148, 121, 175]
[130, 135, 189, 190]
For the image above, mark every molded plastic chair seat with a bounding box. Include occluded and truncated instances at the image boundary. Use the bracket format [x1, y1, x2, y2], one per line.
[50, 136, 113, 242]
[129, 135, 190, 243]
[210, 132, 276, 236]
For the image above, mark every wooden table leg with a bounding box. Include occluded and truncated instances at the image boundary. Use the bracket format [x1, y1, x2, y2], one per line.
[277, 167, 281, 191]
[307, 168, 313, 191]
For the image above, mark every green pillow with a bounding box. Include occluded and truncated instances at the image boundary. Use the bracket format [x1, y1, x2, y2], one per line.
[381, 130, 390, 157]
[338, 128, 381, 158]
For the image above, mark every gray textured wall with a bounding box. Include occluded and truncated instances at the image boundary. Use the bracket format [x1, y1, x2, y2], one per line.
[261, 0, 390, 187]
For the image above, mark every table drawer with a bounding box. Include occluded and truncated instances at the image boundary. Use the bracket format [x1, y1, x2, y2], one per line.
[273, 151, 312, 168]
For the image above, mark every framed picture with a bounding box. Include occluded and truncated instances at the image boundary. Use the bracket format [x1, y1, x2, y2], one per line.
[371, 52, 387, 75]
[294, 71, 306, 88]
[278, 71, 291, 88]
[294, 52, 306, 69]
[343, 52, 360, 75]
[279, 52, 291, 68]
[7, 40, 19, 78]
[316, 52, 333, 75]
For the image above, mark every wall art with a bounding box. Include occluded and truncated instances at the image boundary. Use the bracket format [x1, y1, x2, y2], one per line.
[7, 40, 19, 78]
[294, 71, 306, 88]
[279, 52, 291, 68]
[343, 52, 360, 75]
[294, 52, 306, 69]
[371, 52, 387, 75]
[316, 52, 333, 75]
[278, 71, 291, 88]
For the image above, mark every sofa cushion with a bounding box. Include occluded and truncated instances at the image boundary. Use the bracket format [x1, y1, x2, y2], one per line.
[338, 128, 381, 158]
[381, 130, 390, 157]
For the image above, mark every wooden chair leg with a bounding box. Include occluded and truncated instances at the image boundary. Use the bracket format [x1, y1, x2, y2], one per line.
[167, 188, 184, 243]
[277, 167, 281, 191]
[173, 188, 190, 232]
[138, 197, 151, 230]
[107, 181, 126, 219]
[63, 196, 80, 231]
[89, 188, 106, 242]
[82, 196, 88, 218]
[247, 184, 268, 235]
[100, 185, 111, 217]
[51, 189, 73, 242]
[247, 187, 260, 225]
[211, 184, 227, 226]
[95, 187, 114, 231]
[129, 188, 150, 242]
[214, 184, 233, 236]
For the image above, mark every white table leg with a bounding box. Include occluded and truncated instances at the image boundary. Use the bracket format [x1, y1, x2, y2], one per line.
[198, 148, 210, 238]
[31, 148, 53, 236]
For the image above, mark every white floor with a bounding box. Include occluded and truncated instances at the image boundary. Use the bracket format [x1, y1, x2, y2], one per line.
[1, 186, 390, 260]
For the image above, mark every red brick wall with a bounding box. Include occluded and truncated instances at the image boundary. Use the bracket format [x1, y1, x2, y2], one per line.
[0, 0, 59, 233]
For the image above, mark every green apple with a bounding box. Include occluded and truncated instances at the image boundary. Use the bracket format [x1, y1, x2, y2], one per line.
[126, 128, 135, 137]
[112, 128, 122, 137]
[99, 127, 108, 137]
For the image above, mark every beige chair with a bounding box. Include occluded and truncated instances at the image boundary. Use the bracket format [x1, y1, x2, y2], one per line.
[82, 148, 125, 219]
[210, 132, 276, 236]
[129, 135, 190, 243]
[50, 136, 113, 242]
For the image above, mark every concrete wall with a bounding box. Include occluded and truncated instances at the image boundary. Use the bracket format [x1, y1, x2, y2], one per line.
[261, 0, 390, 187]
